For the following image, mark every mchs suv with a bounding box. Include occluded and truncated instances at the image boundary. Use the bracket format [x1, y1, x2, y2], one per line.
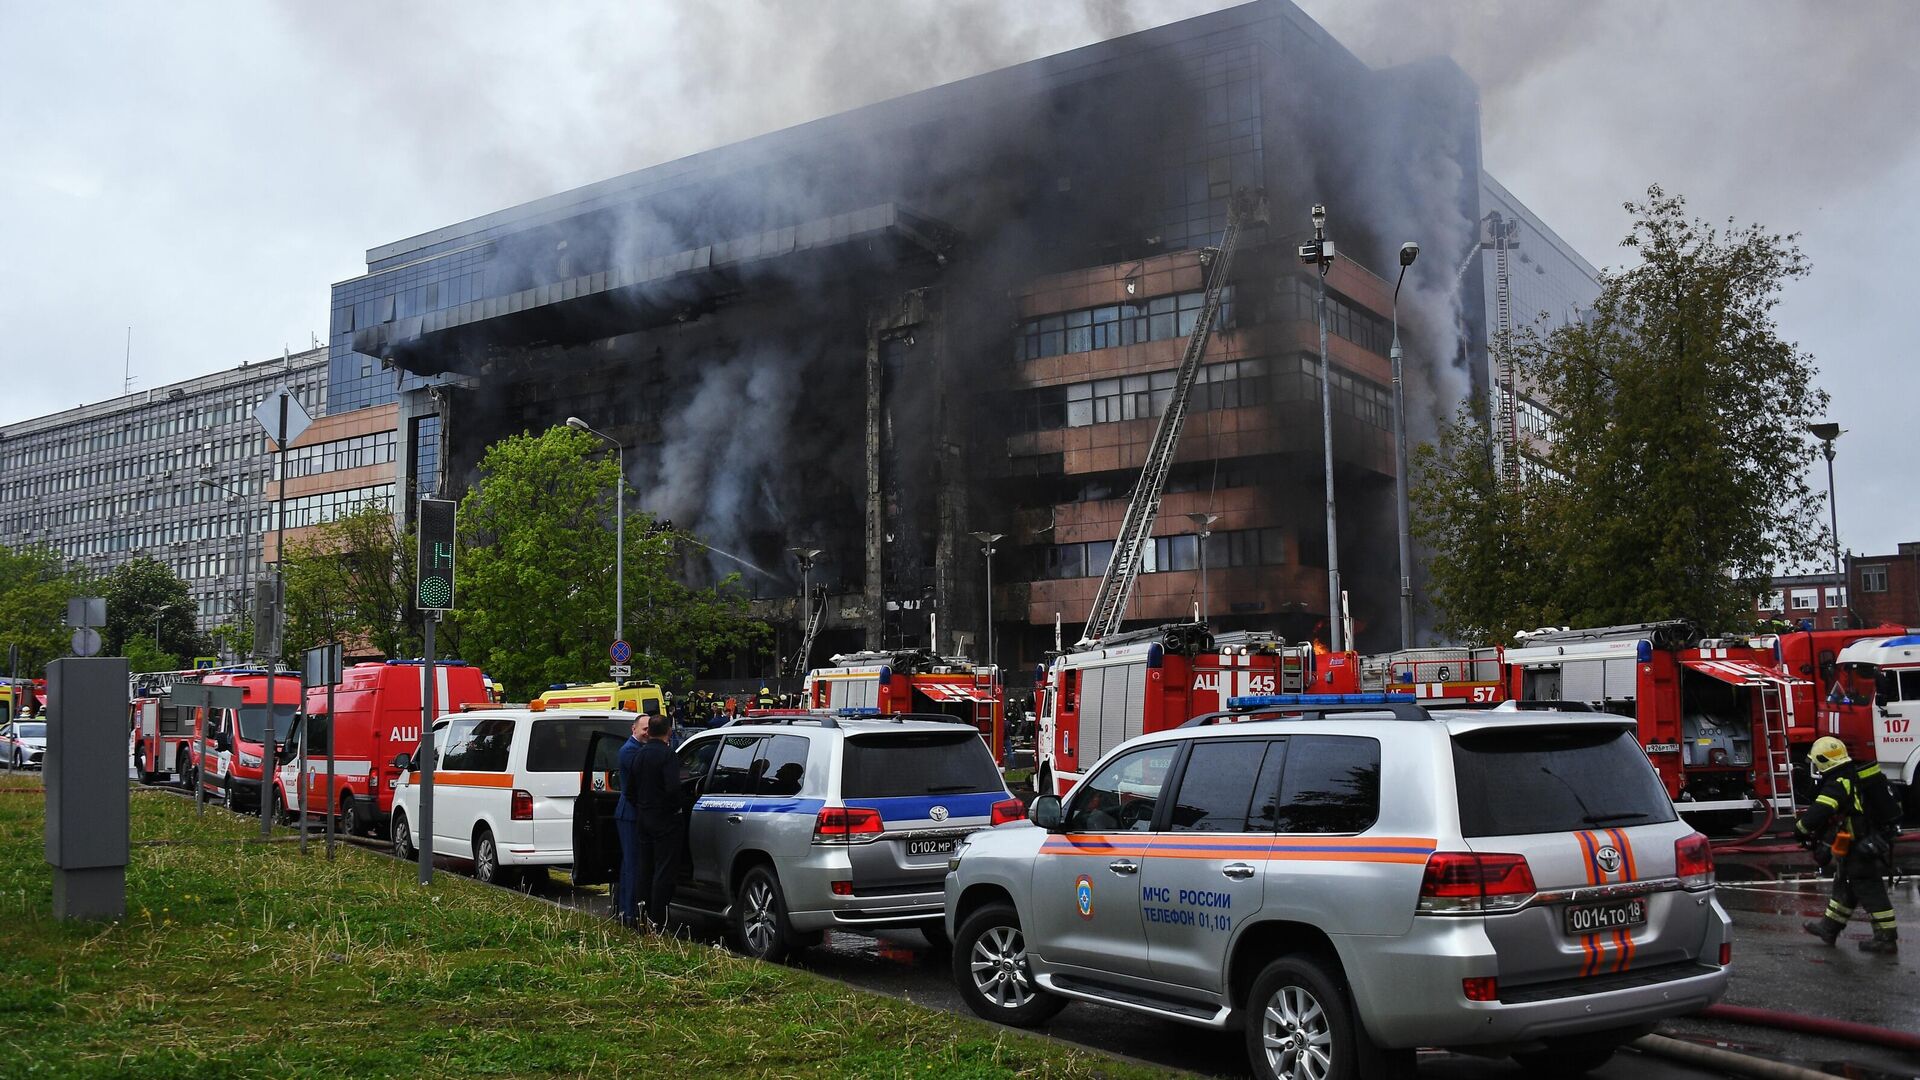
[946, 696, 1730, 1080]
[575, 712, 1022, 961]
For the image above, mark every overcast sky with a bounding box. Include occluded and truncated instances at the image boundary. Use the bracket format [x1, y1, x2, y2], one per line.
[2, 1, 1914, 557]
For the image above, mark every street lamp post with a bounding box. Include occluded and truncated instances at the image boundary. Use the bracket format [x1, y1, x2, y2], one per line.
[789, 547, 821, 676]
[567, 418, 626, 654]
[1810, 422, 1845, 612]
[969, 532, 1004, 677]
[1301, 204, 1345, 651]
[1391, 240, 1420, 650]
[1184, 512, 1219, 624]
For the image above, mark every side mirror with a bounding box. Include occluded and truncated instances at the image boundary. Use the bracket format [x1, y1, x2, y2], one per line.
[1028, 794, 1065, 832]
[392, 752, 413, 772]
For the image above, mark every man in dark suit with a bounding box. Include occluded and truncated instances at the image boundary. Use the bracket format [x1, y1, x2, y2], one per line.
[616, 705, 682, 931]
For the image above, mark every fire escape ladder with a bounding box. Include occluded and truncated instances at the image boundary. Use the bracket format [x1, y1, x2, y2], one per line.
[791, 585, 827, 678]
[1758, 681, 1797, 813]
[1079, 191, 1265, 645]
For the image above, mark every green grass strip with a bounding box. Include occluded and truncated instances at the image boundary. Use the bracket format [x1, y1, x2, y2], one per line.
[0, 775, 1174, 1078]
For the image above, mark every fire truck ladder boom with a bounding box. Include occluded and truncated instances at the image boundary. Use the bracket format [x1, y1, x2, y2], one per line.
[1079, 190, 1266, 645]
[790, 585, 826, 678]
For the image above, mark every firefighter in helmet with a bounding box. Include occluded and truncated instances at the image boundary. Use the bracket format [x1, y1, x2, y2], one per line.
[1797, 736, 1902, 953]
[756, 683, 775, 710]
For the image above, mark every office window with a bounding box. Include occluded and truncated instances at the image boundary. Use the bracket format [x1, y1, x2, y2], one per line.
[1790, 590, 1818, 611]
[1861, 565, 1889, 593]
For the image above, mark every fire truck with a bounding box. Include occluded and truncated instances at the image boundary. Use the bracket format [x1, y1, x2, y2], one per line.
[1826, 633, 1920, 811]
[806, 650, 1006, 762]
[129, 669, 202, 783]
[1034, 623, 1330, 797]
[179, 667, 303, 812]
[1359, 647, 1506, 705]
[1503, 622, 1804, 827]
[1748, 624, 1907, 786]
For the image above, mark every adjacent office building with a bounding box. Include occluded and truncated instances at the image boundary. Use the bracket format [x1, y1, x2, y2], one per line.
[0, 350, 329, 633]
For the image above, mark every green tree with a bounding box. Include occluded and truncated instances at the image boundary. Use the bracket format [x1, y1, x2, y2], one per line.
[1414, 186, 1828, 641]
[101, 556, 207, 659]
[122, 633, 179, 673]
[281, 504, 422, 661]
[455, 426, 768, 699]
[0, 545, 91, 677]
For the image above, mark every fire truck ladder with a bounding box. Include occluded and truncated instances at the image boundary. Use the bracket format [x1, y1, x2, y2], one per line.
[1079, 190, 1267, 645]
[1758, 681, 1797, 813]
[1487, 213, 1520, 486]
[790, 585, 827, 678]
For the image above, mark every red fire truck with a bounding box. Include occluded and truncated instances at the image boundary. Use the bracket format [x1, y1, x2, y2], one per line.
[129, 669, 202, 783]
[1033, 623, 1325, 797]
[806, 649, 1006, 762]
[179, 667, 303, 812]
[1502, 622, 1805, 827]
[1753, 624, 1909, 757]
[276, 660, 491, 836]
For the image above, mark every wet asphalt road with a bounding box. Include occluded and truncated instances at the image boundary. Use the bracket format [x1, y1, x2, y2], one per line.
[158, 783, 1920, 1079]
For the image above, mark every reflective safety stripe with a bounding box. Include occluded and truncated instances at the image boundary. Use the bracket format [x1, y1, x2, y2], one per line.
[1815, 794, 1841, 809]
[1037, 834, 1435, 864]
[1858, 763, 1883, 778]
[1828, 901, 1855, 920]
[1871, 910, 1897, 928]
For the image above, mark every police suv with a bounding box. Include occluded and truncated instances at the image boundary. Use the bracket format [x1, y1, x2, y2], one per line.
[573, 710, 1023, 961]
[944, 695, 1731, 1080]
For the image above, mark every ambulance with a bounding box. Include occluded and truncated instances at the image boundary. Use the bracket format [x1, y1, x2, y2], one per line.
[275, 659, 492, 836]
[533, 679, 667, 716]
[1828, 633, 1920, 812]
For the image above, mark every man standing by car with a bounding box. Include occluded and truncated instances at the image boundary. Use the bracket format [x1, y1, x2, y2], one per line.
[617, 705, 682, 931]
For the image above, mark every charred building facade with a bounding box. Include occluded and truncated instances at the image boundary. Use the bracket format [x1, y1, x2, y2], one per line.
[331, 1, 1592, 678]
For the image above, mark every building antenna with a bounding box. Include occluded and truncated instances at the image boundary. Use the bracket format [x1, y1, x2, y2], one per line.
[122, 327, 137, 394]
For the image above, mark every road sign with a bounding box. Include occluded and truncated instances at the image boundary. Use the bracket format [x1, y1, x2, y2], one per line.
[169, 684, 243, 711]
[70, 628, 101, 657]
[609, 664, 633, 678]
[303, 643, 344, 688]
[416, 499, 457, 611]
[66, 597, 106, 628]
[611, 639, 632, 664]
[193, 656, 217, 669]
[253, 385, 313, 447]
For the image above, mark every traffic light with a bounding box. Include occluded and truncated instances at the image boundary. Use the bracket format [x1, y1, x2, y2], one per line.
[416, 499, 456, 611]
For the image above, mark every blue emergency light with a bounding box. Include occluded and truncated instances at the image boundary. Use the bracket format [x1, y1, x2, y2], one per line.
[835, 706, 882, 717]
[1227, 692, 1416, 709]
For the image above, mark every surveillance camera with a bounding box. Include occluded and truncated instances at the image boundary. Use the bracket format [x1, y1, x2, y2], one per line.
[1299, 242, 1320, 264]
[1400, 242, 1420, 266]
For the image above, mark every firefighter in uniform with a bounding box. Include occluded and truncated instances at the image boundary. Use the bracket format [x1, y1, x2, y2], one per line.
[756, 683, 775, 710]
[1797, 736, 1902, 953]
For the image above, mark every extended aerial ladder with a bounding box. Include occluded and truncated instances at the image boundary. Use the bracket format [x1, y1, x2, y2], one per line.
[790, 585, 827, 678]
[1078, 190, 1267, 645]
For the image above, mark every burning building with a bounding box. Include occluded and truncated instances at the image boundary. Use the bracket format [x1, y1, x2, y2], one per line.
[329, 0, 1598, 679]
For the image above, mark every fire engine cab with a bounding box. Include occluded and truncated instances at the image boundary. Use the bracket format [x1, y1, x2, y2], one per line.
[805, 650, 1006, 762]
[1033, 623, 1323, 797]
[180, 667, 302, 812]
[1828, 634, 1920, 809]
[1503, 621, 1804, 826]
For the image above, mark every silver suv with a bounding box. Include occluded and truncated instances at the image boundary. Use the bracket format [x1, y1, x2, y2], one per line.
[944, 696, 1731, 1080]
[574, 712, 1021, 961]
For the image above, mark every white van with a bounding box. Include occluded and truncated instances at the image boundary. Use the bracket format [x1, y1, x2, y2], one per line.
[390, 708, 634, 887]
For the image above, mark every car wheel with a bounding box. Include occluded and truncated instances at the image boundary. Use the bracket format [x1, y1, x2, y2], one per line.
[472, 827, 519, 888]
[952, 903, 1064, 1027]
[1244, 954, 1409, 1080]
[340, 794, 367, 837]
[392, 812, 417, 860]
[273, 789, 296, 827]
[731, 865, 797, 963]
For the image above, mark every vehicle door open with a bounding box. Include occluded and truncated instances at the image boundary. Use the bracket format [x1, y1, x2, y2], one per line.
[571, 730, 627, 887]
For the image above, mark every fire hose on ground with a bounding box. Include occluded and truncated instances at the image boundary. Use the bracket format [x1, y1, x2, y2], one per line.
[1696, 1004, 1920, 1055]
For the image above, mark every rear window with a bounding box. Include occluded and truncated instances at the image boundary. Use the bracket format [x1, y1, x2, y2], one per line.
[1453, 725, 1677, 837]
[842, 731, 1003, 799]
[527, 717, 633, 773]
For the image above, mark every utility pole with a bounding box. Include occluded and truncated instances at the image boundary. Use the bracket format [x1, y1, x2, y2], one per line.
[1391, 241, 1420, 650]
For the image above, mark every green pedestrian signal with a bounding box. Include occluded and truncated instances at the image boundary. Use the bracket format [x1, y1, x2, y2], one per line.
[416, 499, 457, 611]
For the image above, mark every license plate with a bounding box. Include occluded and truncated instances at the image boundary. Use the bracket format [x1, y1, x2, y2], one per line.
[1564, 897, 1647, 935]
[907, 838, 959, 857]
